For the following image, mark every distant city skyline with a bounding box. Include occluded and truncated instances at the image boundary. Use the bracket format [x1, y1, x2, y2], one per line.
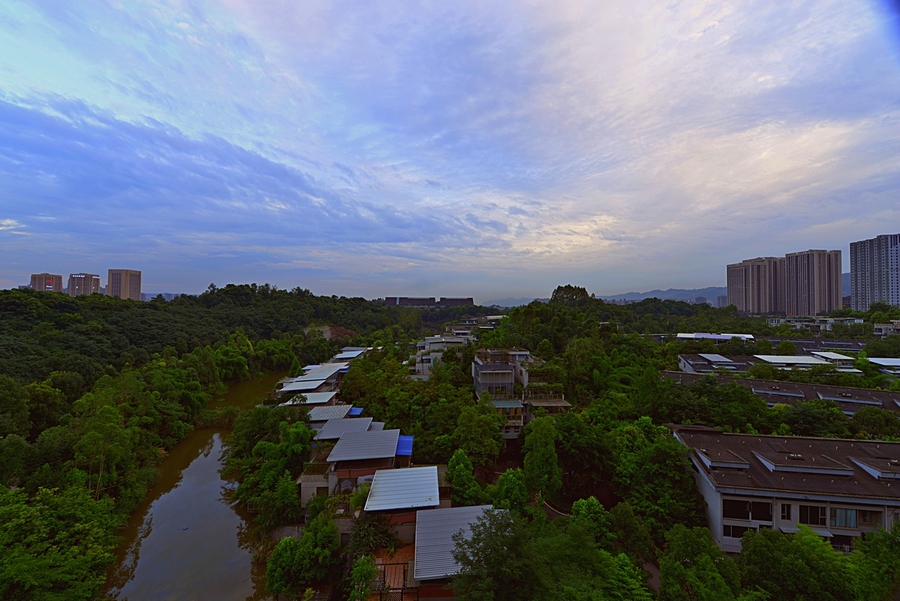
[3, 2, 900, 299]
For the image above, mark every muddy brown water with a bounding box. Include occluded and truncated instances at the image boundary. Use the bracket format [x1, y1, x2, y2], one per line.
[104, 371, 288, 601]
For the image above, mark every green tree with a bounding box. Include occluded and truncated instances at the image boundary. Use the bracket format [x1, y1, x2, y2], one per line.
[0, 376, 31, 439]
[738, 525, 854, 601]
[492, 468, 529, 514]
[448, 449, 482, 506]
[347, 554, 377, 601]
[265, 515, 339, 596]
[523, 417, 561, 497]
[0, 481, 118, 601]
[775, 340, 796, 356]
[453, 404, 504, 468]
[659, 525, 741, 601]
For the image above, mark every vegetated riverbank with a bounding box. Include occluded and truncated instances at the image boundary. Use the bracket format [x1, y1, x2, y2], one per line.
[103, 371, 287, 601]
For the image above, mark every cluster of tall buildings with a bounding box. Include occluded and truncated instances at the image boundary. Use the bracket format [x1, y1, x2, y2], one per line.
[29, 269, 142, 300]
[727, 250, 842, 316]
[727, 233, 900, 316]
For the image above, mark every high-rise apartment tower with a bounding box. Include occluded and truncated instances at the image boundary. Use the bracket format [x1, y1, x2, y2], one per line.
[30, 273, 63, 292]
[726, 257, 785, 314]
[68, 273, 100, 296]
[850, 234, 900, 311]
[783, 250, 842, 316]
[107, 269, 142, 300]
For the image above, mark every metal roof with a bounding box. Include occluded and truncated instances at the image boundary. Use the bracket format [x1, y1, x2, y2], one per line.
[333, 349, 366, 360]
[314, 417, 373, 440]
[327, 429, 400, 462]
[754, 355, 829, 365]
[279, 391, 338, 406]
[812, 351, 854, 361]
[699, 353, 731, 362]
[870, 358, 900, 367]
[294, 362, 348, 382]
[396, 435, 414, 457]
[280, 380, 328, 393]
[364, 466, 440, 512]
[308, 405, 352, 422]
[414, 505, 493, 581]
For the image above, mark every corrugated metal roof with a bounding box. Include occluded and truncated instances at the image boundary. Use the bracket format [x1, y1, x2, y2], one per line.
[364, 466, 440, 512]
[314, 417, 373, 440]
[294, 362, 348, 382]
[333, 349, 366, 360]
[396, 435, 413, 456]
[279, 391, 338, 406]
[369, 421, 385, 431]
[280, 380, 327, 393]
[308, 405, 352, 422]
[327, 429, 400, 462]
[414, 505, 493, 581]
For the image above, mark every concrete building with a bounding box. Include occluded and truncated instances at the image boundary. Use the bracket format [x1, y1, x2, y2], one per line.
[672, 425, 900, 553]
[106, 269, 142, 300]
[472, 348, 531, 399]
[29, 273, 62, 292]
[851, 233, 900, 311]
[67, 273, 100, 296]
[726, 257, 785, 314]
[784, 250, 842, 316]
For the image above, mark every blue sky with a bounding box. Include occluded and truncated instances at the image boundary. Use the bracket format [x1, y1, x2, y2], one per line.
[2, 1, 900, 302]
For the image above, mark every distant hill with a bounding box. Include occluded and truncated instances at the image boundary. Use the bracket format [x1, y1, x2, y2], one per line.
[601, 286, 727, 303]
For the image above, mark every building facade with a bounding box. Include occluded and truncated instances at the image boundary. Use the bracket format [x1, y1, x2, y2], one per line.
[29, 273, 63, 292]
[67, 273, 100, 296]
[783, 249, 842, 316]
[106, 269, 142, 300]
[672, 426, 900, 553]
[726, 257, 785, 314]
[850, 233, 900, 311]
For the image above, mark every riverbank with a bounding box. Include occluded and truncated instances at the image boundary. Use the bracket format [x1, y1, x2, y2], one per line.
[103, 371, 287, 601]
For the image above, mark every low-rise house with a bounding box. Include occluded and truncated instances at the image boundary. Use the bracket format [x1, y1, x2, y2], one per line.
[869, 358, 900, 377]
[491, 400, 524, 440]
[671, 425, 900, 553]
[767, 317, 866, 333]
[364, 466, 443, 542]
[472, 349, 531, 398]
[678, 354, 755, 374]
[278, 391, 339, 409]
[307, 405, 353, 431]
[874, 321, 900, 338]
[523, 395, 571, 423]
[661, 370, 900, 417]
[676, 333, 755, 343]
[412, 505, 494, 597]
[276, 361, 349, 396]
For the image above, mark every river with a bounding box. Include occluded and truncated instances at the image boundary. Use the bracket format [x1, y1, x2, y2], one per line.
[104, 371, 288, 601]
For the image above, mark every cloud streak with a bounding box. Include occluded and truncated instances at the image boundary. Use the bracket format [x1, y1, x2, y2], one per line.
[1, 0, 900, 299]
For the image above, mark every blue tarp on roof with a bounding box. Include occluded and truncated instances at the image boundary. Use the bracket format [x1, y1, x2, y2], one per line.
[348, 407, 363, 417]
[396, 435, 414, 456]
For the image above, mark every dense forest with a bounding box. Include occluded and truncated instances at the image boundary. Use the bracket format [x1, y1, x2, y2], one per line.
[2, 284, 900, 600]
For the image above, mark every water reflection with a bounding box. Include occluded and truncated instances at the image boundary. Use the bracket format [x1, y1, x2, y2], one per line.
[105, 372, 286, 601]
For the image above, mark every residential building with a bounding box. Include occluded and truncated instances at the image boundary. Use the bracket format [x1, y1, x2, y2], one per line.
[413, 505, 494, 595]
[106, 269, 142, 300]
[726, 257, 785, 314]
[492, 400, 525, 440]
[766, 316, 865, 333]
[784, 250, 842, 316]
[383, 296, 474, 308]
[671, 425, 900, 553]
[472, 348, 531, 398]
[874, 321, 900, 338]
[30, 273, 62, 292]
[717, 295, 728, 308]
[67, 273, 100, 296]
[850, 233, 900, 311]
[363, 466, 445, 542]
[662, 370, 900, 417]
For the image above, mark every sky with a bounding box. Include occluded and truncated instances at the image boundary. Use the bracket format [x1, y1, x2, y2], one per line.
[2, 1, 900, 302]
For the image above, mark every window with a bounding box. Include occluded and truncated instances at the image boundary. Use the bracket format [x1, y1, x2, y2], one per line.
[799, 505, 827, 526]
[860, 511, 878, 525]
[723, 525, 751, 538]
[752, 501, 773, 522]
[723, 499, 750, 520]
[831, 508, 858, 528]
[781, 504, 792, 521]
